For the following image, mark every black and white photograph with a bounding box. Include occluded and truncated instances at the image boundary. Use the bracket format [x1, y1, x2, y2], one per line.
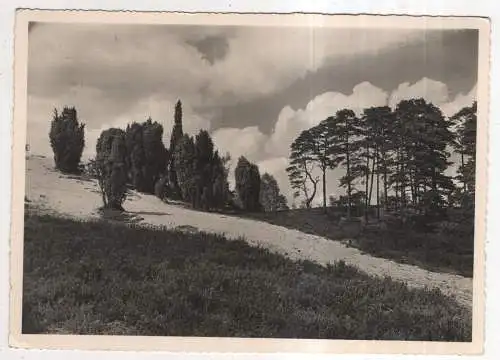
[9, 10, 489, 354]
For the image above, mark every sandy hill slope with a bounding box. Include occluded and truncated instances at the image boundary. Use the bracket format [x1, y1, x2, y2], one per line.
[24, 155, 473, 308]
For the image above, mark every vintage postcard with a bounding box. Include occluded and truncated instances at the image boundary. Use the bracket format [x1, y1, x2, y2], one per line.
[9, 9, 490, 354]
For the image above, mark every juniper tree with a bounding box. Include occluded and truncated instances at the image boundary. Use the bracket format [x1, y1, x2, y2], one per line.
[125, 118, 167, 194]
[260, 173, 288, 212]
[94, 128, 129, 210]
[173, 134, 196, 205]
[235, 156, 261, 212]
[168, 100, 184, 198]
[49, 106, 85, 173]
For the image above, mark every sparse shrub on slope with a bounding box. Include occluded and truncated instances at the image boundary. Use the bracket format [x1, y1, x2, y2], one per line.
[235, 156, 261, 212]
[49, 107, 85, 173]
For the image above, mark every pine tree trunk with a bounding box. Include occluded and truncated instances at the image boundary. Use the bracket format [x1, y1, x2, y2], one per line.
[383, 157, 388, 211]
[307, 179, 317, 209]
[369, 155, 376, 208]
[400, 153, 406, 210]
[346, 133, 351, 218]
[376, 149, 380, 220]
[395, 161, 400, 211]
[410, 167, 416, 207]
[322, 166, 327, 212]
[365, 148, 370, 222]
[461, 151, 466, 192]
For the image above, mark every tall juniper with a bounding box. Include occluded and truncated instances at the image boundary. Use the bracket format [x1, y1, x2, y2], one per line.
[49, 106, 85, 173]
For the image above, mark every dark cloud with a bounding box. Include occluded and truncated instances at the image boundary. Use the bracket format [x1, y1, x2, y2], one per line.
[187, 35, 229, 65]
[209, 29, 478, 133]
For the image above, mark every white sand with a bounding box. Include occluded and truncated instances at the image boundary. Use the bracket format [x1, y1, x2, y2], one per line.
[25, 156, 473, 308]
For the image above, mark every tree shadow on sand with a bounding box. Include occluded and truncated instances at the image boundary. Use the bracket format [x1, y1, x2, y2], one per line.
[126, 210, 172, 216]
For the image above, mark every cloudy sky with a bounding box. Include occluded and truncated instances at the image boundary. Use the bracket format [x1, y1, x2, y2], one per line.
[27, 22, 478, 206]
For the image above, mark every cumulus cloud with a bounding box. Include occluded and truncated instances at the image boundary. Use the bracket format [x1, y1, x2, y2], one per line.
[388, 77, 477, 117]
[440, 84, 477, 118]
[211, 126, 269, 189]
[212, 126, 268, 162]
[265, 82, 389, 157]
[388, 77, 449, 108]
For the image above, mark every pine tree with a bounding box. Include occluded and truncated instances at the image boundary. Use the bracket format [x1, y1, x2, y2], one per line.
[361, 106, 395, 218]
[451, 101, 477, 195]
[393, 98, 455, 217]
[308, 121, 340, 211]
[326, 109, 363, 218]
[286, 129, 320, 209]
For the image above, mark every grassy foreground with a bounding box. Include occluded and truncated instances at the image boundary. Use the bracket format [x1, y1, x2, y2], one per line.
[22, 213, 471, 341]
